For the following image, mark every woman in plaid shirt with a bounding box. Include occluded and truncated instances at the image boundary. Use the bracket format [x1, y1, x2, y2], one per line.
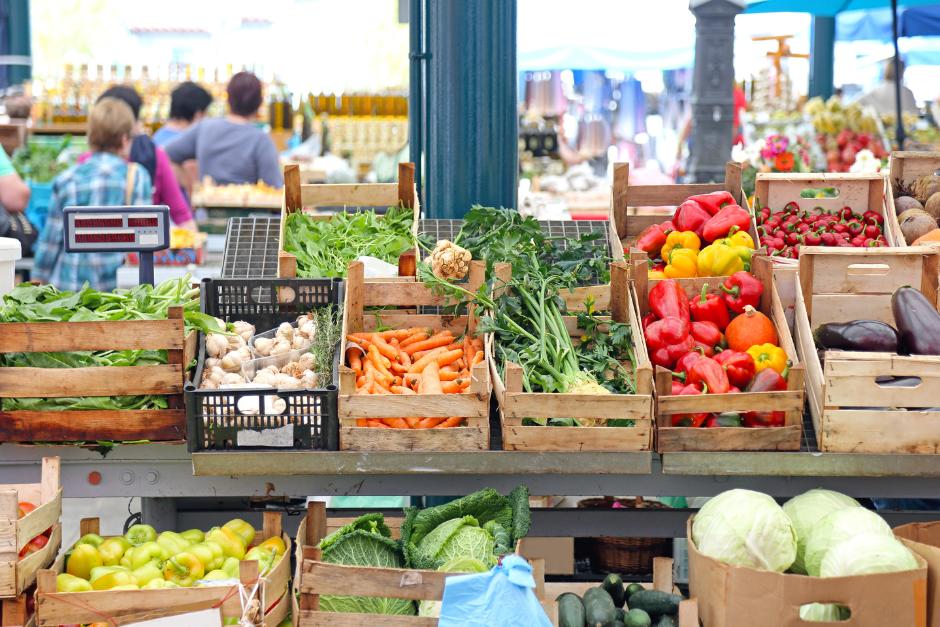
[33, 98, 153, 291]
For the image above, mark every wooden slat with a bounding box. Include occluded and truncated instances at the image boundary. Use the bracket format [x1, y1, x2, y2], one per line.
[0, 364, 183, 397]
[16, 491, 60, 551]
[360, 281, 453, 307]
[338, 426, 488, 452]
[0, 409, 185, 442]
[299, 561, 450, 599]
[300, 183, 399, 208]
[656, 390, 804, 413]
[14, 524, 60, 596]
[339, 392, 489, 419]
[285, 164, 302, 213]
[398, 162, 416, 208]
[628, 183, 724, 207]
[657, 425, 802, 452]
[504, 392, 651, 420]
[0, 319, 183, 352]
[819, 410, 940, 454]
[298, 610, 437, 627]
[501, 423, 652, 452]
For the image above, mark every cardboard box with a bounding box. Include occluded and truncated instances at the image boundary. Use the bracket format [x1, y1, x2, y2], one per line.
[688, 518, 928, 627]
[518, 537, 575, 575]
[896, 522, 940, 627]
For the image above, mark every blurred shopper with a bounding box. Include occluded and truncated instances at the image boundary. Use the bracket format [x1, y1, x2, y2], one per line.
[165, 71, 283, 188]
[0, 145, 34, 254]
[33, 98, 152, 290]
[153, 82, 213, 147]
[857, 58, 917, 116]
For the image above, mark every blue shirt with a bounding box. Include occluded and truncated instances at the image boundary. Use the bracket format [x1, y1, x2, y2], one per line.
[152, 125, 182, 147]
[33, 152, 153, 291]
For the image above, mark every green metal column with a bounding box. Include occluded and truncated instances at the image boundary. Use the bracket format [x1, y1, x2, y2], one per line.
[809, 16, 835, 100]
[8, 0, 31, 85]
[423, 0, 517, 218]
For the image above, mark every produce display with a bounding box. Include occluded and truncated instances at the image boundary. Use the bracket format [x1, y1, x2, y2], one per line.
[804, 96, 888, 172]
[692, 488, 918, 621]
[16, 501, 52, 559]
[11, 136, 73, 183]
[344, 327, 485, 429]
[635, 191, 755, 279]
[557, 580, 686, 627]
[58, 518, 286, 592]
[892, 170, 940, 245]
[191, 179, 282, 207]
[753, 201, 887, 259]
[283, 205, 415, 278]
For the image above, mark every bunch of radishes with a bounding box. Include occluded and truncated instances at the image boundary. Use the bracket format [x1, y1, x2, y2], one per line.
[755, 203, 887, 259]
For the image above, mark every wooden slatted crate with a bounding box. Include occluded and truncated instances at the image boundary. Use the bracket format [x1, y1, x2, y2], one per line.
[888, 150, 940, 244]
[632, 256, 805, 452]
[339, 260, 491, 451]
[277, 162, 420, 278]
[794, 246, 940, 453]
[36, 512, 291, 626]
[491, 261, 655, 452]
[0, 308, 196, 443]
[0, 458, 61, 599]
[1, 588, 35, 627]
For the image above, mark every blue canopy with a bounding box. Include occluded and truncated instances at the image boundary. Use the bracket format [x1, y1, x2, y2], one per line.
[837, 4, 940, 40]
[745, 0, 939, 15]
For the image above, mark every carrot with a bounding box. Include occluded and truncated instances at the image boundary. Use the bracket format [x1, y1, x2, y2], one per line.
[457, 377, 472, 390]
[372, 333, 399, 361]
[407, 347, 448, 374]
[368, 345, 393, 379]
[462, 336, 473, 362]
[382, 417, 410, 429]
[403, 332, 453, 355]
[439, 369, 460, 382]
[378, 328, 422, 341]
[347, 333, 372, 345]
[371, 380, 391, 394]
[440, 381, 462, 393]
[416, 417, 445, 428]
[366, 419, 390, 428]
[346, 348, 363, 372]
[471, 338, 484, 353]
[404, 417, 421, 428]
[356, 419, 368, 427]
[444, 341, 462, 352]
[470, 350, 485, 368]
[434, 416, 464, 428]
[391, 385, 415, 394]
[390, 362, 409, 375]
[358, 368, 375, 394]
[435, 349, 464, 369]
[419, 362, 444, 394]
[400, 350, 412, 368]
[364, 360, 393, 386]
[454, 358, 466, 370]
[404, 374, 420, 389]
[399, 330, 432, 348]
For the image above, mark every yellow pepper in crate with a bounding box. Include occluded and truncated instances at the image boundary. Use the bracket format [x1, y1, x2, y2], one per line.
[746, 343, 788, 374]
[715, 227, 755, 250]
[660, 230, 701, 260]
[697, 243, 745, 276]
[648, 270, 667, 279]
[664, 248, 699, 278]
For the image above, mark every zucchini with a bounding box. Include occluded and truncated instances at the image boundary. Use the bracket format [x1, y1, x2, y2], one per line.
[625, 582, 645, 600]
[624, 608, 653, 627]
[655, 614, 678, 627]
[627, 589, 682, 617]
[556, 592, 585, 627]
[583, 587, 617, 626]
[602, 573, 626, 608]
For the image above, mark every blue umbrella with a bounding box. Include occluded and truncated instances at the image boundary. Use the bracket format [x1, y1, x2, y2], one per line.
[837, 5, 940, 40]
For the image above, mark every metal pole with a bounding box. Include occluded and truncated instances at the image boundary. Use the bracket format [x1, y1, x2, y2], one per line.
[891, 0, 906, 150]
[808, 16, 835, 99]
[8, 0, 30, 85]
[408, 0, 424, 196]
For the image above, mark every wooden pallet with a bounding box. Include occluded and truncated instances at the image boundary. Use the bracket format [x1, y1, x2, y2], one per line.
[36, 513, 291, 626]
[888, 150, 940, 244]
[753, 172, 902, 264]
[277, 162, 420, 278]
[794, 246, 940, 453]
[0, 458, 61, 599]
[338, 260, 491, 451]
[0, 308, 196, 443]
[633, 256, 805, 452]
[491, 261, 654, 452]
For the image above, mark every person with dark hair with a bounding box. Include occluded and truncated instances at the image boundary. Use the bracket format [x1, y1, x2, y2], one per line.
[84, 85, 197, 231]
[153, 82, 213, 147]
[165, 71, 283, 187]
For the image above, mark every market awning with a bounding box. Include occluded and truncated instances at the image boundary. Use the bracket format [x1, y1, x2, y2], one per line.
[745, 0, 940, 15]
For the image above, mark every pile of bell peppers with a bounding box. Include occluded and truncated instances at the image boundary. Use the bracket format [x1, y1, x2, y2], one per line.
[642, 275, 791, 429]
[636, 190, 757, 279]
[16, 500, 52, 559]
[754, 202, 887, 259]
[57, 518, 287, 593]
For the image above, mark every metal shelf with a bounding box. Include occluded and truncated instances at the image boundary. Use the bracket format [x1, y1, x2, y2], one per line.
[221, 217, 281, 279]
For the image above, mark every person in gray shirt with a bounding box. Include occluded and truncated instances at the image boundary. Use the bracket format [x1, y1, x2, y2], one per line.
[165, 71, 283, 188]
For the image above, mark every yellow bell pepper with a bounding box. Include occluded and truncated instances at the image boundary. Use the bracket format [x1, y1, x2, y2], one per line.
[746, 343, 788, 374]
[257, 536, 287, 557]
[697, 243, 745, 277]
[648, 270, 667, 279]
[90, 566, 136, 590]
[716, 228, 755, 250]
[222, 518, 256, 548]
[163, 552, 205, 587]
[66, 543, 103, 580]
[660, 230, 701, 260]
[664, 248, 699, 278]
[206, 527, 246, 560]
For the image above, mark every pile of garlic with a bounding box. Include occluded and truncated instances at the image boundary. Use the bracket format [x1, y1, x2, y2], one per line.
[251, 353, 318, 389]
[201, 321, 256, 384]
[252, 314, 317, 357]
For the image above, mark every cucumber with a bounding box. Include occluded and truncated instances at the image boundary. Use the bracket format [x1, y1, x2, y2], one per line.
[556, 592, 585, 627]
[627, 589, 682, 617]
[655, 615, 678, 627]
[602, 573, 626, 608]
[624, 608, 653, 627]
[625, 582, 645, 600]
[583, 587, 617, 626]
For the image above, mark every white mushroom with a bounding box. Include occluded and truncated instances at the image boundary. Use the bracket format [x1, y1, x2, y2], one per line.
[253, 337, 275, 356]
[206, 334, 228, 358]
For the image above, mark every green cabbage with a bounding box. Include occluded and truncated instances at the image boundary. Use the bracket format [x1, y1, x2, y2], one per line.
[783, 489, 861, 574]
[799, 603, 849, 622]
[417, 557, 489, 618]
[803, 508, 892, 577]
[692, 489, 797, 572]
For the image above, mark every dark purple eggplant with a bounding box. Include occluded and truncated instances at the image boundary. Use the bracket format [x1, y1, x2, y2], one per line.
[814, 320, 899, 352]
[892, 286, 940, 356]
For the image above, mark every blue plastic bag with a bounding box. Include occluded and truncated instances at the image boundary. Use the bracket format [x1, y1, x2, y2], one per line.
[438, 554, 552, 627]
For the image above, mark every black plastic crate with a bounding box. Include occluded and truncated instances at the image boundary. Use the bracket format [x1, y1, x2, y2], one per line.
[185, 277, 343, 452]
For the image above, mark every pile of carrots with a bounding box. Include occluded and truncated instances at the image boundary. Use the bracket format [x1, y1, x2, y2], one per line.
[345, 327, 485, 429]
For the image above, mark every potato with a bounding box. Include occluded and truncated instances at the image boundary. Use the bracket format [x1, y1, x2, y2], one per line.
[900, 212, 938, 244]
[894, 195, 923, 216]
[925, 193, 940, 222]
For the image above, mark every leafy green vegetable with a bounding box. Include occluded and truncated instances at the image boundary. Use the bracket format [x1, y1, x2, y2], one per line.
[575, 307, 638, 422]
[12, 136, 72, 183]
[317, 513, 416, 616]
[283, 206, 415, 277]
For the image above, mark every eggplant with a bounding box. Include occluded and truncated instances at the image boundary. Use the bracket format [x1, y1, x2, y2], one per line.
[814, 320, 900, 352]
[892, 286, 940, 356]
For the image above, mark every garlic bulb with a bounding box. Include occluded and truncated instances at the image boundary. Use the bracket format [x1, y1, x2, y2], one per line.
[291, 335, 308, 350]
[253, 337, 275, 356]
[274, 373, 301, 389]
[220, 351, 244, 372]
[232, 321, 255, 343]
[252, 369, 277, 386]
[207, 366, 226, 384]
[300, 370, 318, 388]
[298, 320, 316, 339]
[236, 346, 252, 361]
[206, 333, 228, 358]
[221, 372, 246, 385]
[298, 352, 316, 371]
[205, 357, 221, 370]
[226, 333, 246, 350]
[201, 379, 218, 390]
[270, 339, 292, 356]
[276, 322, 294, 340]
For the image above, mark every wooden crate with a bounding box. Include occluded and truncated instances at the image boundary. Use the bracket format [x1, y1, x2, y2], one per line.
[0, 458, 61, 599]
[888, 150, 940, 244]
[753, 172, 902, 264]
[339, 260, 491, 451]
[292, 502, 546, 627]
[632, 256, 805, 452]
[1, 589, 35, 627]
[36, 512, 291, 626]
[277, 162, 420, 278]
[491, 261, 655, 452]
[611, 161, 752, 253]
[0, 307, 196, 443]
[794, 246, 940, 453]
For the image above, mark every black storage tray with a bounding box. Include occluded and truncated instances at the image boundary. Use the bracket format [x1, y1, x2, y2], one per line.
[185, 277, 342, 452]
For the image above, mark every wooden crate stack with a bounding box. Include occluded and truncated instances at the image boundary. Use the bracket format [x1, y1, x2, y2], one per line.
[632, 256, 805, 452]
[36, 512, 291, 626]
[339, 260, 491, 451]
[794, 246, 940, 453]
[888, 150, 940, 244]
[0, 458, 61, 627]
[492, 261, 655, 452]
[277, 162, 420, 279]
[0, 307, 195, 443]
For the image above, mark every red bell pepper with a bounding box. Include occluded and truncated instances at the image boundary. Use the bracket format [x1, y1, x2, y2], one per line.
[701, 204, 752, 243]
[742, 368, 788, 427]
[690, 320, 723, 350]
[642, 312, 657, 331]
[720, 271, 764, 314]
[649, 279, 690, 321]
[671, 379, 686, 395]
[688, 357, 731, 394]
[712, 350, 756, 388]
[673, 349, 704, 381]
[670, 383, 710, 427]
[692, 340, 715, 357]
[689, 284, 730, 331]
[687, 190, 735, 216]
[635, 223, 670, 257]
[704, 412, 744, 427]
[672, 199, 711, 236]
[645, 316, 693, 369]
[650, 336, 695, 370]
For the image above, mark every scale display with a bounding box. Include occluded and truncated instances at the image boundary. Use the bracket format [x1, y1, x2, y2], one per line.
[64, 206, 169, 253]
